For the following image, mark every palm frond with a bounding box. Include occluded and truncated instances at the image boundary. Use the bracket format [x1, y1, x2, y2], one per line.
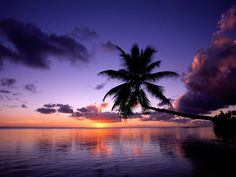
[98, 69, 129, 81]
[143, 60, 161, 73]
[141, 46, 156, 66]
[112, 88, 132, 116]
[131, 44, 140, 59]
[127, 90, 139, 109]
[103, 83, 130, 101]
[115, 45, 126, 55]
[144, 71, 179, 81]
[144, 82, 171, 105]
[115, 45, 133, 71]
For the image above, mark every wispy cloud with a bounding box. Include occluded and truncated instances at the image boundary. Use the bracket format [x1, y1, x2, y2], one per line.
[0, 89, 10, 94]
[70, 26, 99, 41]
[0, 18, 90, 70]
[0, 78, 16, 87]
[21, 104, 27, 108]
[24, 84, 38, 94]
[100, 40, 117, 52]
[217, 5, 236, 33]
[95, 82, 106, 90]
[3, 104, 18, 108]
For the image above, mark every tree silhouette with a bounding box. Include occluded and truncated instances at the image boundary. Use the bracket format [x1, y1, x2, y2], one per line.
[99, 44, 213, 120]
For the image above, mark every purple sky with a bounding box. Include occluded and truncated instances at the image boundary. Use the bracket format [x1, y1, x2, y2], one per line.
[0, 0, 236, 127]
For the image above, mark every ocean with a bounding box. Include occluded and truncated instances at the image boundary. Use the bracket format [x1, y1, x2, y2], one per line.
[0, 127, 235, 177]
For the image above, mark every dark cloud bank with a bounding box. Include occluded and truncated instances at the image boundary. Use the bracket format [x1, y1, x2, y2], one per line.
[176, 5, 236, 114]
[0, 18, 89, 70]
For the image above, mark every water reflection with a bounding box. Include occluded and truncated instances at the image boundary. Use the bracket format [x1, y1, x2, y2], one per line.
[37, 135, 53, 154]
[181, 139, 236, 177]
[0, 127, 234, 177]
[213, 126, 236, 144]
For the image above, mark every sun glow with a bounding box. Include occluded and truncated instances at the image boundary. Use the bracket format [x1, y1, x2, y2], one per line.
[92, 122, 107, 128]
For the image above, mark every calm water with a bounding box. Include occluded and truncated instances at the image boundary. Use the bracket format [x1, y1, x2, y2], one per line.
[0, 127, 236, 177]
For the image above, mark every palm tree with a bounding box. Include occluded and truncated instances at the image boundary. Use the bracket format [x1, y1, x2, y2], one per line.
[98, 44, 213, 121]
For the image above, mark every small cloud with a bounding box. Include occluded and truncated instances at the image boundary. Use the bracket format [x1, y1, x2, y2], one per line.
[100, 40, 117, 52]
[36, 103, 74, 114]
[36, 107, 56, 114]
[95, 82, 106, 90]
[21, 104, 27, 108]
[0, 89, 11, 94]
[43, 103, 56, 108]
[24, 84, 37, 94]
[77, 107, 90, 113]
[0, 78, 16, 87]
[57, 104, 73, 113]
[70, 26, 99, 41]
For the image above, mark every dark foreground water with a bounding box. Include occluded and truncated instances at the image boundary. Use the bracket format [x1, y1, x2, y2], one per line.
[0, 127, 236, 177]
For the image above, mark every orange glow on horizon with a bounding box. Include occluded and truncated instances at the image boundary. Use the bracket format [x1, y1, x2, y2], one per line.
[92, 122, 108, 128]
[0, 110, 196, 128]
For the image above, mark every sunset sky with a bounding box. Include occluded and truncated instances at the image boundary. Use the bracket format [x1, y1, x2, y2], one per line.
[0, 0, 236, 127]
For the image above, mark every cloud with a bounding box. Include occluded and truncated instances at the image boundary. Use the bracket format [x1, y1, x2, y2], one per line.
[217, 5, 236, 33]
[70, 26, 98, 41]
[176, 35, 236, 114]
[24, 84, 37, 94]
[77, 107, 90, 113]
[0, 18, 90, 70]
[84, 102, 108, 113]
[43, 103, 56, 108]
[72, 111, 120, 122]
[0, 77, 16, 87]
[36, 102, 119, 122]
[0, 89, 10, 94]
[141, 112, 174, 121]
[57, 104, 73, 113]
[72, 103, 121, 122]
[3, 104, 18, 108]
[176, 6, 236, 114]
[21, 104, 27, 108]
[100, 40, 117, 52]
[36, 103, 73, 114]
[95, 82, 106, 90]
[36, 107, 56, 114]
[0, 78, 32, 105]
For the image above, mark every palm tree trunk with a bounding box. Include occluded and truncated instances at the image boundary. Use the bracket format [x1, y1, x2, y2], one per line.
[146, 106, 214, 121]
